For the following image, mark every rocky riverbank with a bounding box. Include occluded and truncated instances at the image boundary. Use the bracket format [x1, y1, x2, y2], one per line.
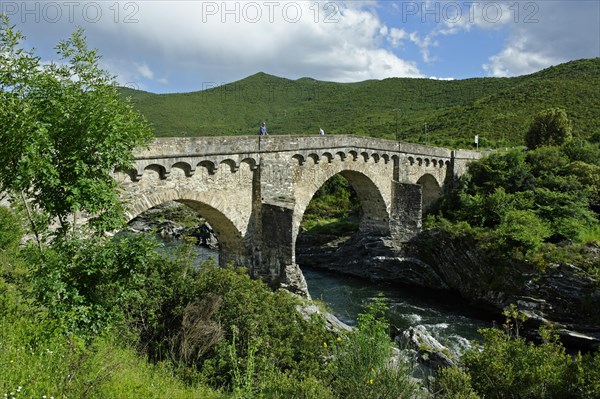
[296, 230, 600, 351]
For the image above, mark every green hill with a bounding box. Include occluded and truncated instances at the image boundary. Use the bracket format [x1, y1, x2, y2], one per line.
[121, 58, 600, 148]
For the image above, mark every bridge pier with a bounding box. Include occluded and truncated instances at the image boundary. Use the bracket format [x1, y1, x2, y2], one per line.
[255, 201, 308, 296]
[390, 182, 423, 242]
[248, 154, 309, 295]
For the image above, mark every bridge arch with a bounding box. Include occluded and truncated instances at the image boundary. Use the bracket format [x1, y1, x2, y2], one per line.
[416, 173, 442, 214]
[292, 166, 391, 246]
[124, 190, 248, 266]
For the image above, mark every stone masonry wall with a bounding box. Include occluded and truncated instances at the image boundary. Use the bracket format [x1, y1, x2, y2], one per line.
[118, 135, 482, 291]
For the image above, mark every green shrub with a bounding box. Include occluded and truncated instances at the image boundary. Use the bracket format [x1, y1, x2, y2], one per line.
[196, 265, 333, 392]
[0, 206, 22, 252]
[0, 312, 225, 398]
[434, 366, 480, 399]
[495, 210, 551, 254]
[525, 108, 573, 149]
[328, 298, 421, 399]
[467, 150, 533, 195]
[27, 234, 197, 338]
[460, 322, 600, 399]
[435, 137, 600, 268]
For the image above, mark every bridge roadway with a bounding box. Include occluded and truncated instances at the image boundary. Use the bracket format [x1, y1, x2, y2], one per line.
[116, 135, 481, 294]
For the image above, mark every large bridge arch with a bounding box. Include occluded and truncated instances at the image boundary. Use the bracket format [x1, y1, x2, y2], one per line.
[291, 155, 393, 246]
[124, 189, 248, 266]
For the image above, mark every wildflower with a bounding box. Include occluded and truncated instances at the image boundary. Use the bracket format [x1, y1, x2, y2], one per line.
[336, 337, 341, 342]
[16, 388, 21, 393]
[323, 341, 327, 348]
[367, 379, 374, 385]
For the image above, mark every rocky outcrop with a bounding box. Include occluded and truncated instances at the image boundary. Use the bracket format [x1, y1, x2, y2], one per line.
[397, 325, 456, 369]
[296, 231, 600, 350]
[295, 303, 353, 333]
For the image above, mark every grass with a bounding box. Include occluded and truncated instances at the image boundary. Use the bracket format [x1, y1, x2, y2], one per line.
[0, 294, 225, 399]
[121, 58, 600, 148]
[0, 326, 224, 398]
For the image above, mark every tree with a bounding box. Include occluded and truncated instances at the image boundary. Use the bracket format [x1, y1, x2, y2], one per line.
[525, 108, 573, 149]
[0, 15, 152, 239]
[496, 209, 551, 253]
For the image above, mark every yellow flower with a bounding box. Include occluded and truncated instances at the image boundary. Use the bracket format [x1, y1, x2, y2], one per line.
[323, 341, 328, 348]
[368, 379, 374, 385]
[336, 337, 341, 342]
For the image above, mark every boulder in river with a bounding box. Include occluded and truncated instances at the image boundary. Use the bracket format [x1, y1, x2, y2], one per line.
[397, 325, 457, 369]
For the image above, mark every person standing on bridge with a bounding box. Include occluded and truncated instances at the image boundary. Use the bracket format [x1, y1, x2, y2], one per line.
[260, 122, 268, 136]
[319, 127, 325, 135]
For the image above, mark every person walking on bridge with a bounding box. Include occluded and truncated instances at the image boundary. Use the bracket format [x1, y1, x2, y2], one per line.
[260, 122, 268, 136]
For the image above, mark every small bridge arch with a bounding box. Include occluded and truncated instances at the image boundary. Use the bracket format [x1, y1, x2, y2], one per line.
[416, 173, 442, 214]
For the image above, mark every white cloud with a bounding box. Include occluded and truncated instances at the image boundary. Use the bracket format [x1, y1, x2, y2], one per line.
[408, 31, 438, 63]
[482, 1, 600, 76]
[401, 1, 599, 77]
[429, 76, 454, 81]
[136, 63, 154, 80]
[9, 0, 597, 90]
[388, 27, 408, 48]
[11, 1, 422, 91]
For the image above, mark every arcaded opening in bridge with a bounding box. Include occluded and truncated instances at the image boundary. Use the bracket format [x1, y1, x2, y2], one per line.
[298, 174, 361, 237]
[416, 174, 442, 214]
[294, 170, 391, 278]
[126, 201, 220, 262]
[125, 198, 246, 267]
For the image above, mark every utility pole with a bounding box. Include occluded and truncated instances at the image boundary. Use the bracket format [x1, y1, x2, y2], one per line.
[393, 108, 400, 141]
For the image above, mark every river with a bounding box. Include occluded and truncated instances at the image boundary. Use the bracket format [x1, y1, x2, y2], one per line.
[303, 266, 492, 354]
[159, 237, 493, 356]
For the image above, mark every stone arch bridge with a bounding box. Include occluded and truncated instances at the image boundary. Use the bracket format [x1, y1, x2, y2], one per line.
[116, 135, 481, 293]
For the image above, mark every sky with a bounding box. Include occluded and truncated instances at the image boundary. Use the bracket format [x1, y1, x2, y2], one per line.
[2, 0, 599, 93]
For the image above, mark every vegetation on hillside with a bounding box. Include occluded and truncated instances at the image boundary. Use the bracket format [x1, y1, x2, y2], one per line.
[121, 58, 600, 148]
[426, 109, 600, 276]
